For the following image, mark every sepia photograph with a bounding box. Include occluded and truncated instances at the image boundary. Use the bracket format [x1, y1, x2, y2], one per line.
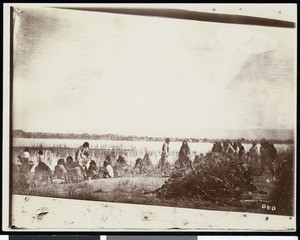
[3, 3, 296, 231]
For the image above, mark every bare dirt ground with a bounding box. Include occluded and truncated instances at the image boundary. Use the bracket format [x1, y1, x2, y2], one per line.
[13, 173, 278, 215]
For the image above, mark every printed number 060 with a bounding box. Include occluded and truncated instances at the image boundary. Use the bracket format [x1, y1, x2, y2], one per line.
[262, 204, 276, 211]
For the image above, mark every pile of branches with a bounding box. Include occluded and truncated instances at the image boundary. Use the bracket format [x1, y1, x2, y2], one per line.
[155, 152, 256, 206]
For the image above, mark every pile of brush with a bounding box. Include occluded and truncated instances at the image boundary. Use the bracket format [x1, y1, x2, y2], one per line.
[155, 152, 256, 206]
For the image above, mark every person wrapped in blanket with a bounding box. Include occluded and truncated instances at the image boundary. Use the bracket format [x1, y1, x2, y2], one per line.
[178, 140, 191, 168]
[101, 155, 114, 178]
[54, 158, 68, 181]
[64, 156, 85, 182]
[32, 151, 53, 186]
[260, 138, 277, 179]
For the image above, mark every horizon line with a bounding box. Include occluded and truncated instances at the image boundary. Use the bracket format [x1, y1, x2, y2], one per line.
[12, 129, 294, 141]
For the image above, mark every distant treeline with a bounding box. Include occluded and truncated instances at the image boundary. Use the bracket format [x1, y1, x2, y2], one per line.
[13, 129, 294, 144]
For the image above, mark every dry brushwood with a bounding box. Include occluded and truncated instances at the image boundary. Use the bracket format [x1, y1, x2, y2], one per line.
[155, 152, 257, 206]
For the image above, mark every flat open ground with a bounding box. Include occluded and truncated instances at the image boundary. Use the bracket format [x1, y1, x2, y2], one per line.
[13, 173, 278, 215]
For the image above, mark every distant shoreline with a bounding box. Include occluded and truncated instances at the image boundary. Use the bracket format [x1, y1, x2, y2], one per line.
[13, 130, 294, 144]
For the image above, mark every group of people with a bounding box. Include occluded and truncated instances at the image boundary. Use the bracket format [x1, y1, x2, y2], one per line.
[16, 142, 124, 185]
[211, 138, 278, 176]
[158, 137, 278, 177]
[61, 142, 130, 181]
[16, 148, 32, 173]
[211, 140, 245, 158]
[16, 137, 279, 185]
[158, 138, 193, 175]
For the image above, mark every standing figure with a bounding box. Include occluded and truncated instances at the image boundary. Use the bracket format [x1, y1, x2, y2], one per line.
[260, 138, 268, 175]
[267, 141, 278, 177]
[225, 141, 235, 154]
[75, 142, 90, 179]
[217, 141, 223, 153]
[80, 152, 91, 180]
[222, 140, 228, 153]
[212, 141, 218, 152]
[15, 155, 23, 173]
[75, 142, 90, 163]
[160, 138, 170, 175]
[248, 142, 259, 173]
[260, 138, 277, 177]
[37, 149, 44, 163]
[178, 140, 191, 168]
[212, 141, 222, 153]
[237, 141, 245, 162]
[232, 142, 238, 153]
[249, 142, 258, 156]
[22, 147, 30, 172]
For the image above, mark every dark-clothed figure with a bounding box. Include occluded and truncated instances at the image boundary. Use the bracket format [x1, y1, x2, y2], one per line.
[222, 141, 228, 153]
[134, 158, 143, 174]
[103, 155, 112, 168]
[212, 141, 218, 152]
[232, 142, 238, 153]
[179, 140, 191, 168]
[247, 142, 259, 174]
[212, 141, 223, 153]
[15, 155, 23, 173]
[64, 156, 85, 182]
[249, 142, 258, 156]
[115, 155, 128, 177]
[33, 157, 53, 185]
[101, 155, 114, 178]
[260, 138, 277, 176]
[37, 149, 43, 161]
[268, 142, 278, 161]
[193, 153, 204, 165]
[65, 156, 76, 170]
[54, 158, 68, 179]
[87, 160, 99, 179]
[237, 141, 245, 162]
[116, 155, 126, 165]
[134, 153, 154, 174]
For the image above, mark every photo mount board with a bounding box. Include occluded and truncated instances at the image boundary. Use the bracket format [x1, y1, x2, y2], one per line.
[2, 3, 297, 232]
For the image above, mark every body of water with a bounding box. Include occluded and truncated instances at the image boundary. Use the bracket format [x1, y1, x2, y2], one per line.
[13, 138, 291, 169]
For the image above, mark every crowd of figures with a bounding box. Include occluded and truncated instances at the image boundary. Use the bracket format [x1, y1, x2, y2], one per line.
[157, 138, 278, 178]
[16, 142, 131, 185]
[210, 138, 278, 177]
[15, 137, 279, 186]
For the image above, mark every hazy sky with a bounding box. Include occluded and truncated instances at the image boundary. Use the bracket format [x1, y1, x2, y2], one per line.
[12, 7, 296, 138]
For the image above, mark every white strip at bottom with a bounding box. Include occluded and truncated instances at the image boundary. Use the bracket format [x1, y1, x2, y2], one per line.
[198, 237, 298, 240]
